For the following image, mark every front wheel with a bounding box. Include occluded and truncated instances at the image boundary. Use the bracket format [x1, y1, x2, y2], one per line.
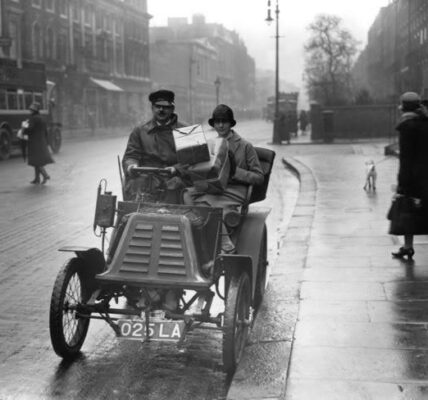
[49, 258, 90, 359]
[223, 272, 252, 375]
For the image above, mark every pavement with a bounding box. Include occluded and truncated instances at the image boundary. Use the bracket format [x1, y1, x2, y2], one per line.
[228, 132, 428, 400]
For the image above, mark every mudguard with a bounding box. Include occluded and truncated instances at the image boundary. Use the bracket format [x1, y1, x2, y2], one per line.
[234, 207, 270, 296]
[58, 246, 106, 276]
[216, 254, 253, 300]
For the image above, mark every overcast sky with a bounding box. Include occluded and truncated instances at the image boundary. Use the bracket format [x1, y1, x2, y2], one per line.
[148, 0, 389, 90]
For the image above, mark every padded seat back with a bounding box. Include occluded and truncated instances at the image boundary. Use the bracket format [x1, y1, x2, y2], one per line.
[249, 147, 276, 204]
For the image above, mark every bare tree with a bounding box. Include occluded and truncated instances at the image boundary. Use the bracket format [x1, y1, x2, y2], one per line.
[304, 14, 359, 106]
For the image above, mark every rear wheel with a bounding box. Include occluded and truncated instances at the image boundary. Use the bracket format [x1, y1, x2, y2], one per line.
[254, 226, 268, 309]
[48, 126, 62, 154]
[0, 128, 11, 160]
[223, 272, 251, 375]
[49, 258, 90, 359]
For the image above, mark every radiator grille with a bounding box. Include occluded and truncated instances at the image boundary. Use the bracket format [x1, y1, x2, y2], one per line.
[120, 222, 187, 277]
[121, 223, 153, 273]
[158, 225, 186, 276]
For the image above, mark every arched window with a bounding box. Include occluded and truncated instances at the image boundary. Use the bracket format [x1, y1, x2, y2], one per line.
[32, 23, 43, 60]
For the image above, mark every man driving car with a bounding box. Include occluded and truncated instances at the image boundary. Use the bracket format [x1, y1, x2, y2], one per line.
[122, 89, 187, 201]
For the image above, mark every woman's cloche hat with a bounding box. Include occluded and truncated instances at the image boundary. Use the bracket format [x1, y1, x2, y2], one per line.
[208, 104, 236, 127]
[399, 92, 421, 112]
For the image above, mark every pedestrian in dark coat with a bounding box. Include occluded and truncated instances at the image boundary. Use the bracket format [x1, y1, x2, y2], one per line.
[299, 109, 308, 134]
[277, 112, 290, 144]
[23, 102, 54, 184]
[391, 92, 428, 259]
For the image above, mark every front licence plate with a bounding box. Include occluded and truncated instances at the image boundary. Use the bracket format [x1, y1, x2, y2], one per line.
[117, 319, 185, 342]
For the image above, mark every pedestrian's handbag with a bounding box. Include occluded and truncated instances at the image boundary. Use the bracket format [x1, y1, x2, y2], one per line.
[173, 124, 210, 165]
[17, 128, 28, 141]
[17, 120, 29, 140]
[387, 194, 428, 235]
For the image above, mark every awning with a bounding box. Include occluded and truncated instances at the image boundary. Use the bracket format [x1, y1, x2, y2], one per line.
[90, 78, 123, 92]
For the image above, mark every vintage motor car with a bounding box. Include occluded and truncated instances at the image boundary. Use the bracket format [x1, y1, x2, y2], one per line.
[48, 147, 275, 375]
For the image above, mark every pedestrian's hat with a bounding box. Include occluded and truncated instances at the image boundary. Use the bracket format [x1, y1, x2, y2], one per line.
[399, 92, 421, 111]
[208, 104, 236, 127]
[149, 89, 175, 106]
[29, 102, 41, 112]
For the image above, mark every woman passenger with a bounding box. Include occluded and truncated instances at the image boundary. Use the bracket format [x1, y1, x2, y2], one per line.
[184, 104, 264, 253]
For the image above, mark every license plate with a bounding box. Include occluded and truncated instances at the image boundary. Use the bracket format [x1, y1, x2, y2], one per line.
[117, 319, 185, 342]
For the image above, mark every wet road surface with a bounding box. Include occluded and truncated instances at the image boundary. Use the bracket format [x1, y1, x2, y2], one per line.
[0, 121, 297, 400]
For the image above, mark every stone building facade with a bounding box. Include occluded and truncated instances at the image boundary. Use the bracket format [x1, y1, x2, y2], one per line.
[354, 0, 428, 102]
[0, 0, 151, 130]
[150, 15, 256, 123]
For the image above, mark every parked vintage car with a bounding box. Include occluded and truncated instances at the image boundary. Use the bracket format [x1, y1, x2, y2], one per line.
[49, 147, 275, 375]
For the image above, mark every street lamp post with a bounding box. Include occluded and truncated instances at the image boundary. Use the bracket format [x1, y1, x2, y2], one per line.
[266, 0, 281, 144]
[214, 76, 221, 106]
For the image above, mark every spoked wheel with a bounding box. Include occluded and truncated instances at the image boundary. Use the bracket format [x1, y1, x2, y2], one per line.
[223, 272, 252, 375]
[254, 225, 268, 310]
[49, 258, 90, 359]
[48, 126, 62, 154]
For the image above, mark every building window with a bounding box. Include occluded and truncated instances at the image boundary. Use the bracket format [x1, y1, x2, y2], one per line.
[96, 13, 103, 30]
[84, 33, 92, 57]
[84, 6, 92, 27]
[31, 0, 41, 8]
[24, 92, 34, 109]
[46, 28, 56, 59]
[72, 3, 80, 22]
[7, 90, 18, 109]
[104, 15, 111, 32]
[8, 20, 20, 61]
[46, 0, 55, 12]
[59, 0, 68, 17]
[32, 23, 43, 60]
[0, 90, 6, 109]
[57, 33, 68, 63]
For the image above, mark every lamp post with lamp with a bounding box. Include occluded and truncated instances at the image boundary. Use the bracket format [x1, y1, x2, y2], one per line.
[265, 0, 281, 144]
[214, 76, 221, 106]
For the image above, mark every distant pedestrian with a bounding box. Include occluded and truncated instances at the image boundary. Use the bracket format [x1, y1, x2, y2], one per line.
[22, 102, 54, 184]
[299, 110, 308, 135]
[277, 112, 290, 144]
[88, 110, 96, 136]
[391, 92, 428, 259]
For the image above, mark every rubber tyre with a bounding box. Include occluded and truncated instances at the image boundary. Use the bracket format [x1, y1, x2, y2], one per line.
[223, 272, 251, 375]
[254, 226, 268, 309]
[0, 128, 11, 161]
[48, 126, 62, 154]
[49, 258, 90, 359]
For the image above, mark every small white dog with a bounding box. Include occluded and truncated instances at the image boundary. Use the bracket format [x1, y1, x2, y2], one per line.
[363, 160, 377, 191]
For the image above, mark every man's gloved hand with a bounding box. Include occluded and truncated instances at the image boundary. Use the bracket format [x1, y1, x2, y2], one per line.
[127, 164, 139, 178]
[174, 164, 189, 178]
[164, 166, 177, 176]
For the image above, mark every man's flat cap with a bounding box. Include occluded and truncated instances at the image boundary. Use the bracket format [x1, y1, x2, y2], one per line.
[149, 89, 175, 106]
